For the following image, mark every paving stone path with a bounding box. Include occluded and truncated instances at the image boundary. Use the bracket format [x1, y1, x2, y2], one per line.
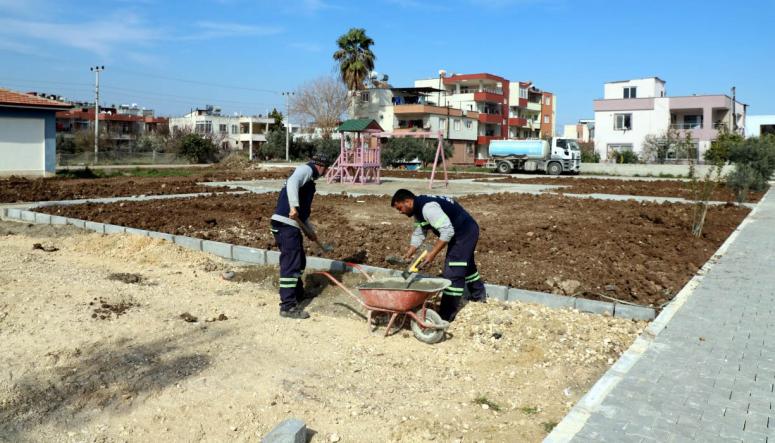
[546, 189, 775, 442]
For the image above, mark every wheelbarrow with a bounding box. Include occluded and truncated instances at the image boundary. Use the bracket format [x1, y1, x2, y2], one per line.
[314, 263, 451, 344]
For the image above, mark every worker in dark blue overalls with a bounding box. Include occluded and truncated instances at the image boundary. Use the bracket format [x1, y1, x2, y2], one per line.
[270, 153, 331, 319]
[391, 189, 487, 322]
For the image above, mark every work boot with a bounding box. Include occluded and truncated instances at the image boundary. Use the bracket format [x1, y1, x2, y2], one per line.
[280, 306, 310, 319]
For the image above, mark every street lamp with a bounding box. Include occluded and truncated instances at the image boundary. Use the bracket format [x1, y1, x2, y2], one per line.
[281, 91, 294, 162]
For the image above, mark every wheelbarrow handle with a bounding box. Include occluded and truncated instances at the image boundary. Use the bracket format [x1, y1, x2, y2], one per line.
[313, 271, 367, 307]
[344, 262, 375, 281]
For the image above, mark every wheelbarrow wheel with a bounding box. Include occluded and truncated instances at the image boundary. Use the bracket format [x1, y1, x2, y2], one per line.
[411, 308, 446, 344]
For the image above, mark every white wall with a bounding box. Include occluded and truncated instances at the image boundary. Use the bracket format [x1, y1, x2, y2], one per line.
[603, 78, 665, 99]
[594, 97, 670, 160]
[745, 115, 775, 138]
[0, 116, 45, 174]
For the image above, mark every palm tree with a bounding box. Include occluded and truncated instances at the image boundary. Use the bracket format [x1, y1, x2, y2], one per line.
[333, 28, 375, 92]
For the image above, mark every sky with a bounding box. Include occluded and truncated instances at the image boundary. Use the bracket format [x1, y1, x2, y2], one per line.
[1, 0, 773, 130]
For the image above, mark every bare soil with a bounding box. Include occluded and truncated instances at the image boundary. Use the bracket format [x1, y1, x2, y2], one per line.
[477, 176, 764, 202]
[37, 192, 749, 307]
[0, 169, 293, 203]
[0, 220, 645, 442]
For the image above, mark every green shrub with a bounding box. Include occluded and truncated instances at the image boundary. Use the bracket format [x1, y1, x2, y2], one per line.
[382, 137, 452, 167]
[726, 163, 757, 203]
[178, 133, 218, 163]
[727, 135, 775, 191]
[613, 150, 639, 164]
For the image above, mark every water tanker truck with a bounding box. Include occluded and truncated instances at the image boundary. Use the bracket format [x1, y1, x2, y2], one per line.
[484, 138, 581, 175]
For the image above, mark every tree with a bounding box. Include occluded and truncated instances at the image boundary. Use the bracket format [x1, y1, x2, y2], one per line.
[641, 126, 693, 164]
[333, 28, 376, 92]
[704, 129, 743, 164]
[177, 133, 218, 163]
[382, 137, 452, 167]
[290, 76, 349, 139]
[268, 108, 284, 127]
[261, 129, 287, 160]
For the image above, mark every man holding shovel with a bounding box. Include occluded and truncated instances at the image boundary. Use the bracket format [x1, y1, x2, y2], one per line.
[391, 189, 487, 322]
[270, 153, 332, 319]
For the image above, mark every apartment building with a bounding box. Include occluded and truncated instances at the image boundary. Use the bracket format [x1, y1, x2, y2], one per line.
[352, 72, 556, 164]
[563, 119, 595, 143]
[56, 102, 168, 149]
[593, 77, 746, 161]
[169, 105, 275, 151]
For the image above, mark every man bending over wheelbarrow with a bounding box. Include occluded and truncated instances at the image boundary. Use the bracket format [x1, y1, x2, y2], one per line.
[391, 189, 487, 321]
[270, 153, 331, 320]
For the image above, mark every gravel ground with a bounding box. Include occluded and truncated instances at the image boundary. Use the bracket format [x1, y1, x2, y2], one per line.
[0, 220, 645, 442]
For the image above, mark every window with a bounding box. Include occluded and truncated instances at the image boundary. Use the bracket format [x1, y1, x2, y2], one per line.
[439, 119, 446, 130]
[614, 113, 632, 130]
[195, 120, 212, 134]
[544, 96, 551, 105]
[684, 115, 703, 129]
[623, 87, 637, 99]
[219, 124, 227, 133]
[454, 119, 461, 131]
[519, 88, 528, 99]
[464, 120, 472, 129]
[231, 125, 238, 134]
[543, 115, 550, 124]
[360, 92, 370, 102]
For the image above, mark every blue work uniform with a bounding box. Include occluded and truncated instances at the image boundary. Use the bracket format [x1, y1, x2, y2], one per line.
[270, 162, 319, 311]
[412, 195, 486, 321]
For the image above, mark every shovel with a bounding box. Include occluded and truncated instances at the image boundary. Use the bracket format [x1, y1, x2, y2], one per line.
[402, 250, 428, 285]
[297, 219, 334, 254]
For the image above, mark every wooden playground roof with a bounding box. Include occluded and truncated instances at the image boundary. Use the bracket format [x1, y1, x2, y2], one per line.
[335, 119, 383, 133]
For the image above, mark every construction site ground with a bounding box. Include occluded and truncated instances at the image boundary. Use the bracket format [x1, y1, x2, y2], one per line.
[1, 169, 758, 442]
[0, 221, 645, 442]
[38, 190, 749, 308]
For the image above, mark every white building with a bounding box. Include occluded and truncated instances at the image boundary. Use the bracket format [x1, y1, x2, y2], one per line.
[0, 88, 71, 176]
[563, 119, 594, 143]
[745, 115, 775, 138]
[593, 77, 746, 162]
[169, 105, 274, 156]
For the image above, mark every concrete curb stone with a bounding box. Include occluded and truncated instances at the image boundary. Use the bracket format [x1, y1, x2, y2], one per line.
[34, 213, 52, 224]
[575, 297, 615, 316]
[202, 240, 233, 260]
[125, 227, 150, 237]
[232, 246, 266, 264]
[174, 235, 202, 251]
[50, 215, 68, 225]
[148, 231, 174, 242]
[104, 224, 127, 234]
[20, 210, 36, 222]
[84, 221, 105, 234]
[261, 418, 306, 443]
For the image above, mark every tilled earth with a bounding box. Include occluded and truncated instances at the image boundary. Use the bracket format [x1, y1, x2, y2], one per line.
[0, 221, 646, 442]
[0, 168, 293, 203]
[37, 192, 749, 307]
[476, 176, 763, 202]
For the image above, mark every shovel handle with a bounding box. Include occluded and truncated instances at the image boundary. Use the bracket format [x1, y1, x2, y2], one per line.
[409, 250, 428, 273]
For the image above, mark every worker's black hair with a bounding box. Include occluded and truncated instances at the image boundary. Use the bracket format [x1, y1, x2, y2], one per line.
[391, 189, 415, 206]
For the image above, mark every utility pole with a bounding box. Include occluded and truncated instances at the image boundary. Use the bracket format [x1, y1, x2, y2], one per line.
[731, 86, 737, 133]
[281, 91, 294, 162]
[90, 66, 105, 164]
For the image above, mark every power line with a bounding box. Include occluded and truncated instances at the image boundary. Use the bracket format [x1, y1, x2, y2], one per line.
[109, 67, 282, 95]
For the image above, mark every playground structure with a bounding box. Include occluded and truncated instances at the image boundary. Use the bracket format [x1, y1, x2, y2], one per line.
[326, 119, 448, 189]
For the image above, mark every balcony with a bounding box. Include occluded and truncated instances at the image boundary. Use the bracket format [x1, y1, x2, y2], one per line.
[474, 91, 503, 103]
[670, 123, 702, 130]
[477, 135, 498, 145]
[478, 113, 503, 124]
[526, 101, 542, 112]
[508, 117, 527, 127]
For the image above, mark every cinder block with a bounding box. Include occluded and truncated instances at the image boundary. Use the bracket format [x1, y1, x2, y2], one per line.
[202, 240, 233, 260]
[148, 231, 174, 242]
[174, 235, 202, 251]
[232, 246, 266, 264]
[266, 250, 281, 265]
[575, 297, 615, 315]
[85, 221, 105, 234]
[261, 418, 307, 443]
[5, 208, 21, 219]
[20, 210, 36, 222]
[614, 303, 656, 321]
[306, 256, 335, 271]
[50, 215, 68, 225]
[34, 212, 52, 224]
[507, 288, 575, 309]
[484, 284, 508, 301]
[125, 227, 149, 237]
[67, 218, 86, 228]
[104, 224, 126, 234]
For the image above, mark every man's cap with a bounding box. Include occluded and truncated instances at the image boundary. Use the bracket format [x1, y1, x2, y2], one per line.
[311, 153, 332, 167]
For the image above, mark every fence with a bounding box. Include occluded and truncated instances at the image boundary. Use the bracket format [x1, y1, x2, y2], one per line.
[57, 151, 190, 167]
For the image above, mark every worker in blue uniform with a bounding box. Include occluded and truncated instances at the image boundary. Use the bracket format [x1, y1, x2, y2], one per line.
[391, 188, 487, 321]
[270, 153, 331, 319]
